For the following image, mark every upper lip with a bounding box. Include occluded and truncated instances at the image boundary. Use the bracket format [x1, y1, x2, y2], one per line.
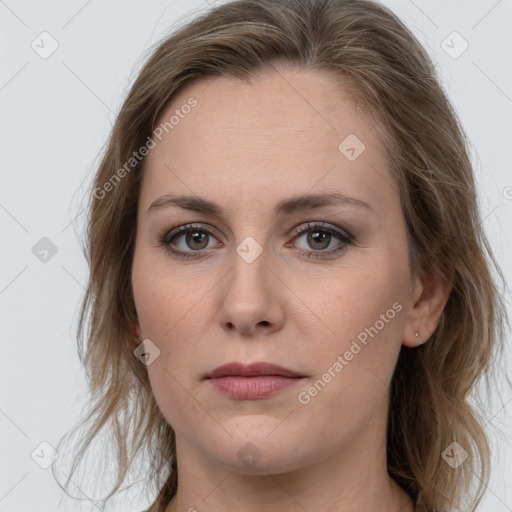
[205, 362, 305, 379]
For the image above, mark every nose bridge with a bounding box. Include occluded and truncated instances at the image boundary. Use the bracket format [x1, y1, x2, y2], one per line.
[229, 203, 272, 277]
[229, 234, 270, 297]
[216, 233, 285, 334]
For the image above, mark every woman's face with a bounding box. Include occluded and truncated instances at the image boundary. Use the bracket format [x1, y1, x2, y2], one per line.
[131, 67, 422, 474]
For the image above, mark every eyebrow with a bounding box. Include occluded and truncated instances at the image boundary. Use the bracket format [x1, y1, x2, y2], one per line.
[146, 192, 372, 217]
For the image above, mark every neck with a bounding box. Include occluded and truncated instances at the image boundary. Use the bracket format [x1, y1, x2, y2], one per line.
[164, 437, 414, 512]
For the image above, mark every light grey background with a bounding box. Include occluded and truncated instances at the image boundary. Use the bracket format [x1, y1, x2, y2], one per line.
[1, 1, 511, 511]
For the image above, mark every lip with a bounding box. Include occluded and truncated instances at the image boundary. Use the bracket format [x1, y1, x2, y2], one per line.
[208, 376, 303, 400]
[205, 362, 304, 379]
[204, 362, 306, 400]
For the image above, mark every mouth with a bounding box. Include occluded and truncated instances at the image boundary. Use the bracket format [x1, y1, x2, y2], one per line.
[204, 361, 305, 379]
[204, 362, 306, 400]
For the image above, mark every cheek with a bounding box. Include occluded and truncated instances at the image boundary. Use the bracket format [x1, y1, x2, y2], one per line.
[132, 250, 196, 339]
[293, 271, 405, 433]
[131, 251, 210, 386]
[309, 262, 405, 339]
[300, 260, 407, 400]
[132, 263, 206, 428]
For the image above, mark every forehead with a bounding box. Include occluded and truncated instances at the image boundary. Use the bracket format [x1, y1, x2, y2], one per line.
[140, 67, 397, 215]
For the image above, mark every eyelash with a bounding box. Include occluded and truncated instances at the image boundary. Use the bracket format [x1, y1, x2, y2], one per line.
[157, 221, 353, 261]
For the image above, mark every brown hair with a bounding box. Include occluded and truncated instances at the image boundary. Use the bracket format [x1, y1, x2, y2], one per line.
[53, 1, 509, 511]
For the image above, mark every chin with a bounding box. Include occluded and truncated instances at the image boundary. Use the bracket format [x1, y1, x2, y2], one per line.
[204, 434, 316, 475]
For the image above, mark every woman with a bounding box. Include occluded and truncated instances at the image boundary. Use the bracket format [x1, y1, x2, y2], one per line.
[53, 1, 508, 511]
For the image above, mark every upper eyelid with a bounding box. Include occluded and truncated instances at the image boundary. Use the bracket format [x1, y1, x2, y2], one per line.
[165, 221, 351, 245]
[293, 221, 351, 238]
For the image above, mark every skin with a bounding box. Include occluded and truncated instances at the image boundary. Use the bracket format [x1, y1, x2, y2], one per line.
[131, 65, 451, 512]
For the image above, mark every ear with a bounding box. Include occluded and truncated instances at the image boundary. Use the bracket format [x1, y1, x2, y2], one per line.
[402, 269, 452, 348]
[131, 322, 142, 346]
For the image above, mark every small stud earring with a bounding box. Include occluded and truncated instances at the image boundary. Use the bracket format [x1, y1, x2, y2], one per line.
[414, 332, 421, 339]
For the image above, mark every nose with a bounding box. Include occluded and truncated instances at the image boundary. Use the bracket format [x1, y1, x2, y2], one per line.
[216, 247, 286, 337]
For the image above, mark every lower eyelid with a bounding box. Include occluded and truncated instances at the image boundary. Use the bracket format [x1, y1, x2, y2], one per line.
[292, 233, 351, 258]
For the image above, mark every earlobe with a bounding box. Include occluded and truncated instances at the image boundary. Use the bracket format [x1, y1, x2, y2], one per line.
[132, 324, 142, 346]
[403, 328, 425, 348]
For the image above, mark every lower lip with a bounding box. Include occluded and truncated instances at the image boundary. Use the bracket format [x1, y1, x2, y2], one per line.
[207, 376, 303, 399]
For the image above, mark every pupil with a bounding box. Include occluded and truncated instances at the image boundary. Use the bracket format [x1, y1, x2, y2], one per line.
[188, 231, 207, 249]
[309, 231, 330, 249]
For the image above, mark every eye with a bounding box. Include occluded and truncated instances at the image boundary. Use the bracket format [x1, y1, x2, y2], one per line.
[158, 223, 221, 260]
[288, 221, 352, 259]
[158, 221, 353, 260]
